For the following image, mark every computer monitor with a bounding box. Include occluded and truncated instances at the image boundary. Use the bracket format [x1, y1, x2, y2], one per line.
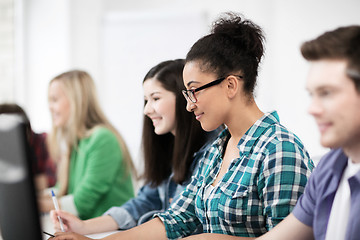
[0, 114, 42, 239]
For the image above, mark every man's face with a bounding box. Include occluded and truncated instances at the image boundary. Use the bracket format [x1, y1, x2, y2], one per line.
[306, 59, 360, 152]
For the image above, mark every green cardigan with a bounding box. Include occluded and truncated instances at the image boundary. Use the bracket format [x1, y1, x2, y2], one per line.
[68, 127, 134, 219]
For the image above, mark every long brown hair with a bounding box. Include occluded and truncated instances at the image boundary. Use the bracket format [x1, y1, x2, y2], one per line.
[142, 59, 208, 186]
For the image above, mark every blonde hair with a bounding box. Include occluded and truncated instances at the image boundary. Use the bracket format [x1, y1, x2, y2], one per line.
[47, 70, 134, 196]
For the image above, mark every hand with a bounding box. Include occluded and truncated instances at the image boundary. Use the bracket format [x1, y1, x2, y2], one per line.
[38, 194, 55, 213]
[35, 174, 48, 191]
[50, 210, 87, 234]
[50, 231, 92, 240]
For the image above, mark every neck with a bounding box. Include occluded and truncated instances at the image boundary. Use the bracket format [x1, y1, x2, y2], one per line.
[343, 142, 360, 163]
[226, 99, 263, 143]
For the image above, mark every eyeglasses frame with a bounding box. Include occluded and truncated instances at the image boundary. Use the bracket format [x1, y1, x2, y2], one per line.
[182, 75, 243, 103]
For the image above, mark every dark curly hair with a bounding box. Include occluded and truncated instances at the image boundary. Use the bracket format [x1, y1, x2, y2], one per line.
[186, 12, 265, 97]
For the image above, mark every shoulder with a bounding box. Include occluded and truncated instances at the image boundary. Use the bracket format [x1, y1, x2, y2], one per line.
[259, 111, 306, 148]
[87, 126, 117, 141]
[255, 121, 314, 169]
[76, 127, 123, 162]
[314, 148, 346, 174]
[81, 126, 119, 149]
[90, 126, 115, 137]
[298, 149, 346, 197]
[296, 149, 346, 207]
[259, 123, 307, 155]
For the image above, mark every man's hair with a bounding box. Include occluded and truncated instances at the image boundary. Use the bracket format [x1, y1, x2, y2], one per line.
[301, 25, 360, 92]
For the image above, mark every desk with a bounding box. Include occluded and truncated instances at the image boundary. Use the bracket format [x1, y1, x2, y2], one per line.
[0, 214, 119, 240]
[41, 214, 119, 239]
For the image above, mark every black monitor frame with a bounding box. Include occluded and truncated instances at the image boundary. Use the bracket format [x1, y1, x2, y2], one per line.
[0, 114, 42, 239]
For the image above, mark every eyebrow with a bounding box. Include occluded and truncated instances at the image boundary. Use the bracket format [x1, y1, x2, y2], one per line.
[149, 92, 161, 97]
[186, 80, 200, 87]
[307, 85, 337, 93]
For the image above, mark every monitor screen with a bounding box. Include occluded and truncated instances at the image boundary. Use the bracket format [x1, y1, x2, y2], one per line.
[0, 114, 42, 239]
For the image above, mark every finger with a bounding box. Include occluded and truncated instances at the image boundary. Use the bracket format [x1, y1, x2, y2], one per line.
[51, 211, 70, 232]
[54, 231, 64, 236]
[50, 211, 63, 230]
[54, 224, 63, 232]
[53, 232, 71, 240]
[50, 210, 58, 223]
[53, 231, 85, 240]
[54, 220, 69, 232]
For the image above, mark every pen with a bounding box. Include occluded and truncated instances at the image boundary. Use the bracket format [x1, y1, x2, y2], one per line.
[51, 189, 65, 232]
[43, 231, 55, 237]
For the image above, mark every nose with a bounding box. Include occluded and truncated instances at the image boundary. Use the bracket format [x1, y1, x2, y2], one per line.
[308, 97, 322, 117]
[143, 101, 153, 116]
[48, 101, 54, 113]
[186, 99, 196, 112]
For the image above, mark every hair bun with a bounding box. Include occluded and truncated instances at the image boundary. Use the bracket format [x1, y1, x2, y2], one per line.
[212, 12, 265, 63]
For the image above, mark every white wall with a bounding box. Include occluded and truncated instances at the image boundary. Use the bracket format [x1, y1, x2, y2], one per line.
[19, 0, 360, 167]
[100, 10, 209, 163]
[23, 0, 71, 132]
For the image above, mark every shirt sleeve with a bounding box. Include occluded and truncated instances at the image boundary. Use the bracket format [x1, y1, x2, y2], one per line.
[292, 163, 318, 227]
[155, 164, 203, 240]
[104, 183, 163, 229]
[71, 129, 124, 219]
[257, 140, 313, 230]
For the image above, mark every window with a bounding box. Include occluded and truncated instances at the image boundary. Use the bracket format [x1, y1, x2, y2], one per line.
[0, 0, 15, 103]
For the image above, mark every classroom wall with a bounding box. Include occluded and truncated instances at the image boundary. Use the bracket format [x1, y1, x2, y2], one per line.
[19, 0, 360, 168]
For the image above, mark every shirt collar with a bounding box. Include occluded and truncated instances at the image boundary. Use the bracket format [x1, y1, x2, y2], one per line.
[237, 111, 280, 158]
[212, 111, 280, 159]
[329, 149, 348, 175]
[322, 149, 349, 198]
[327, 150, 360, 179]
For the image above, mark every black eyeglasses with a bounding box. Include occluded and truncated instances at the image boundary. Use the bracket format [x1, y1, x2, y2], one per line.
[182, 75, 243, 103]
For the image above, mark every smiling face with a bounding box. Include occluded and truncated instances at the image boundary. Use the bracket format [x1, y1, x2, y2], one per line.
[143, 78, 177, 135]
[306, 59, 360, 151]
[183, 61, 229, 131]
[48, 80, 71, 128]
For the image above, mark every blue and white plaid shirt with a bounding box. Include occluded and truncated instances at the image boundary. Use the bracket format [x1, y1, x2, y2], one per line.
[156, 111, 314, 239]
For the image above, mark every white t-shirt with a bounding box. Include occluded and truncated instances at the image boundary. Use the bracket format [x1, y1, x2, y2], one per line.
[325, 158, 360, 240]
[204, 184, 215, 199]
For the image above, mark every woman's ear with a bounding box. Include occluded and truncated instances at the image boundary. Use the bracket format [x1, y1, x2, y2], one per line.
[226, 75, 240, 99]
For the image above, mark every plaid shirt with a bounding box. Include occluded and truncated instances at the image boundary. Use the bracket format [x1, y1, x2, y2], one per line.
[29, 132, 57, 187]
[156, 111, 314, 239]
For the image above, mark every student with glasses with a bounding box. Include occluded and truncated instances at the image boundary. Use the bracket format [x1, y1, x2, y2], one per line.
[186, 25, 360, 240]
[51, 12, 314, 240]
